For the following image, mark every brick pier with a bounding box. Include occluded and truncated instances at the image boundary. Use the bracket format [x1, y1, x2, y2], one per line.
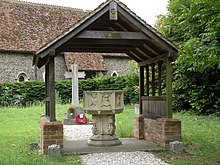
[134, 115, 182, 148]
[40, 118, 63, 154]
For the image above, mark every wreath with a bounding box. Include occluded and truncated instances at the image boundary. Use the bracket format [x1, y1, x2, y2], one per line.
[75, 114, 88, 124]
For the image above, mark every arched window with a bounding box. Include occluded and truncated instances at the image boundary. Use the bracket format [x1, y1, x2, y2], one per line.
[19, 75, 25, 82]
[111, 71, 118, 77]
[17, 72, 29, 82]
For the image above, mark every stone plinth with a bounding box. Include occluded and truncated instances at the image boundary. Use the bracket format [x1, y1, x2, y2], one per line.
[84, 90, 124, 146]
[62, 107, 86, 125]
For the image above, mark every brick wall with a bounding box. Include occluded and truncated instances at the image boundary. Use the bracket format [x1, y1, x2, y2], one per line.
[134, 115, 182, 148]
[40, 118, 63, 154]
[155, 118, 182, 148]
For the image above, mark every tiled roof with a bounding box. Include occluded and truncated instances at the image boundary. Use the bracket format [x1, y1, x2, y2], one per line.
[0, 0, 128, 71]
[65, 52, 107, 71]
[0, 0, 89, 51]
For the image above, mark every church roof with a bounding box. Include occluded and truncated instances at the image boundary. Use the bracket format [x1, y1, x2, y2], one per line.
[0, 0, 127, 71]
[65, 52, 107, 71]
[0, 0, 88, 52]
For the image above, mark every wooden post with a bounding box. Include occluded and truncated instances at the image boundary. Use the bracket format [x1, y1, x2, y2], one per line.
[151, 64, 156, 96]
[139, 66, 144, 114]
[45, 62, 50, 118]
[158, 62, 162, 96]
[146, 65, 149, 96]
[48, 50, 56, 121]
[166, 57, 172, 118]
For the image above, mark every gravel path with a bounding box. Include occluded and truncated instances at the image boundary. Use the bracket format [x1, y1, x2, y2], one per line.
[81, 152, 169, 165]
[63, 125, 169, 165]
[64, 125, 93, 141]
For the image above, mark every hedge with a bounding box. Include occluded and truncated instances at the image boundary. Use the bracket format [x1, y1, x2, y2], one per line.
[0, 74, 139, 107]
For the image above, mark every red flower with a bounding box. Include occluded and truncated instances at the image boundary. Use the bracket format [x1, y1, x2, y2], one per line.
[75, 114, 88, 124]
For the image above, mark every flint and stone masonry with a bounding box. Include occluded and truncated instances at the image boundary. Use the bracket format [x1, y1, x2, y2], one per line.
[0, 52, 66, 82]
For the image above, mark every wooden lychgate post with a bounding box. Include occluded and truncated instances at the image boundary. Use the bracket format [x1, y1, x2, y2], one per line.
[45, 49, 56, 121]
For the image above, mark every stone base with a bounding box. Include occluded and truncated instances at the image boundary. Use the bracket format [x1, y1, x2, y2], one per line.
[62, 119, 76, 125]
[87, 135, 122, 146]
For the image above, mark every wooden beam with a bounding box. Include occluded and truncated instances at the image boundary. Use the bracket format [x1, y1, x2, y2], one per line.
[126, 51, 142, 62]
[166, 57, 172, 118]
[45, 61, 50, 118]
[151, 64, 156, 96]
[158, 62, 162, 96]
[135, 48, 151, 59]
[138, 52, 175, 66]
[64, 47, 132, 53]
[66, 44, 136, 50]
[48, 50, 56, 121]
[118, 6, 178, 52]
[139, 66, 145, 114]
[37, 4, 110, 60]
[145, 65, 149, 96]
[69, 38, 144, 46]
[37, 56, 48, 68]
[127, 50, 144, 61]
[63, 48, 128, 53]
[142, 43, 159, 57]
[75, 30, 148, 40]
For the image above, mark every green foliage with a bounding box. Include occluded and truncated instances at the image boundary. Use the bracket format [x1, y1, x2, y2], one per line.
[155, 0, 220, 115]
[116, 105, 134, 138]
[0, 81, 45, 107]
[55, 74, 139, 104]
[0, 74, 139, 106]
[55, 80, 72, 103]
[156, 112, 220, 164]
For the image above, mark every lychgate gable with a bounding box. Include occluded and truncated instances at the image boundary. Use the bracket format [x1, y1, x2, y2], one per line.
[33, 0, 178, 121]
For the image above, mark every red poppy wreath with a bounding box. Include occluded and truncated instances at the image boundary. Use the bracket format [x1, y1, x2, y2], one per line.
[75, 114, 88, 124]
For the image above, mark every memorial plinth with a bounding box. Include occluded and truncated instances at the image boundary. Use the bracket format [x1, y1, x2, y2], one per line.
[83, 90, 124, 146]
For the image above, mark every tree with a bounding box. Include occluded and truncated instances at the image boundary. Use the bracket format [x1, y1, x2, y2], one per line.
[155, 0, 220, 115]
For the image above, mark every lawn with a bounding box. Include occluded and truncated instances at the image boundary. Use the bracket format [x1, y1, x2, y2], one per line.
[0, 104, 220, 164]
[155, 112, 220, 165]
[0, 104, 82, 165]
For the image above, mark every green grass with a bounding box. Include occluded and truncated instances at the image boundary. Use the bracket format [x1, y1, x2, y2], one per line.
[0, 104, 220, 164]
[0, 104, 134, 165]
[116, 104, 134, 137]
[155, 112, 220, 165]
[0, 105, 82, 165]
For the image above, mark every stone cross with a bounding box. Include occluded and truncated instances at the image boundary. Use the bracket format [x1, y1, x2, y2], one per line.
[72, 64, 79, 107]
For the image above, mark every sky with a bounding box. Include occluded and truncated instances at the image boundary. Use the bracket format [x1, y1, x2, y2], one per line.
[22, 0, 168, 25]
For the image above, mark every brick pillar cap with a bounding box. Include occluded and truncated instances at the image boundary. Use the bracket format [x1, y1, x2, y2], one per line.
[40, 118, 63, 126]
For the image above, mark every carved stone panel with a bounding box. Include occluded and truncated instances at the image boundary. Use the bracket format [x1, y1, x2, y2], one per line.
[84, 90, 124, 115]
